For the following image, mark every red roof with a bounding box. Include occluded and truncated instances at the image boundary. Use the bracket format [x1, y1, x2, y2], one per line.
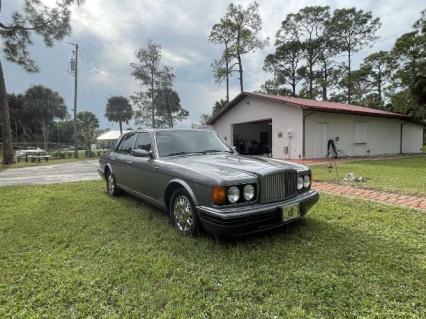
[207, 92, 411, 125]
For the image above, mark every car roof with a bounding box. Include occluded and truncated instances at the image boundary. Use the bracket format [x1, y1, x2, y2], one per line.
[127, 128, 215, 133]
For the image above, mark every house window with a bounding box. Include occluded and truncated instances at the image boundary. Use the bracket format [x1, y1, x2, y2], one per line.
[354, 122, 367, 144]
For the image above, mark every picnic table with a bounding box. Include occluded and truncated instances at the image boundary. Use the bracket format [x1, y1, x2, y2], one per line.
[16, 148, 51, 163]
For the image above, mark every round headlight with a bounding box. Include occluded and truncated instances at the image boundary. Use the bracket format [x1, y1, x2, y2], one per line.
[227, 186, 240, 203]
[243, 184, 255, 201]
[303, 175, 311, 188]
[297, 176, 304, 190]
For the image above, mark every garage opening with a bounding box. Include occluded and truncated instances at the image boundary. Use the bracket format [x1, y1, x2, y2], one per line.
[232, 119, 272, 156]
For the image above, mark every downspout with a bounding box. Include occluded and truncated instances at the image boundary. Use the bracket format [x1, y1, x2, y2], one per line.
[303, 110, 315, 159]
[400, 121, 407, 154]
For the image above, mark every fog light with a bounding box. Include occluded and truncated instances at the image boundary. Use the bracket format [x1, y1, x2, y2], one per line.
[297, 176, 304, 190]
[227, 186, 240, 203]
[243, 184, 255, 201]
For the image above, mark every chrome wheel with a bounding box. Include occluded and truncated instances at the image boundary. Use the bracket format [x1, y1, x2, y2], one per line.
[107, 173, 115, 195]
[173, 195, 193, 233]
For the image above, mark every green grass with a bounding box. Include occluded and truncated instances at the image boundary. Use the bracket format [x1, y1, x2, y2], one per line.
[0, 157, 98, 170]
[0, 181, 424, 318]
[312, 155, 426, 196]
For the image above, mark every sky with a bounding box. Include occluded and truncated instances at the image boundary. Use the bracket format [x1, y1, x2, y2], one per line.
[1, 0, 424, 130]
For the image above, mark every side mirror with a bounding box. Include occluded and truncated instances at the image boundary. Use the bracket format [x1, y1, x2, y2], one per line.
[133, 149, 153, 158]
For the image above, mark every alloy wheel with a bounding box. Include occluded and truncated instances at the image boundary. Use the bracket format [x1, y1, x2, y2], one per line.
[173, 195, 193, 233]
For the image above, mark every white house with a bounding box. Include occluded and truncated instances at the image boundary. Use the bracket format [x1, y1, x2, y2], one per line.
[207, 92, 424, 160]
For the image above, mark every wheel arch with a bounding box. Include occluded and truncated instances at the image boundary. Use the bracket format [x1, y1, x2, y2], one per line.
[164, 179, 198, 210]
[103, 163, 114, 178]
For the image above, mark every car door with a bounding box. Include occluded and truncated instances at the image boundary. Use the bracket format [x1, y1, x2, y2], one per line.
[129, 132, 159, 198]
[111, 132, 137, 187]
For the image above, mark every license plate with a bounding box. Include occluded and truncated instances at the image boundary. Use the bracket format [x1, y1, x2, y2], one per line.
[281, 204, 300, 221]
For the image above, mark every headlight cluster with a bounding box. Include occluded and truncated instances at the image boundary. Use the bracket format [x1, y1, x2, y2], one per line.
[297, 174, 311, 190]
[212, 184, 256, 205]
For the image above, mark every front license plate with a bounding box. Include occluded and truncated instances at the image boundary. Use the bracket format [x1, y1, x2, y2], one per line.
[282, 204, 300, 221]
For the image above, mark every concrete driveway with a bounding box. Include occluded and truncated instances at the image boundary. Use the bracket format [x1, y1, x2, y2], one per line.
[0, 160, 101, 187]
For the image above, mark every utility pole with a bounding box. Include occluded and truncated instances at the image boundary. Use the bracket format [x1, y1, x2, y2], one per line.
[70, 43, 79, 158]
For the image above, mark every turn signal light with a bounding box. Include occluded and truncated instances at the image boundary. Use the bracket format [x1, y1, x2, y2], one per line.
[212, 186, 226, 205]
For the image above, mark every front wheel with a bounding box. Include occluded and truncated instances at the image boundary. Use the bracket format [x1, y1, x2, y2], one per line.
[170, 189, 201, 236]
[106, 170, 120, 196]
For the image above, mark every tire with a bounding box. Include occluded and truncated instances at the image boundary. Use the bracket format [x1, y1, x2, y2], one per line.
[106, 170, 120, 197]
[170, 188, 201, 236]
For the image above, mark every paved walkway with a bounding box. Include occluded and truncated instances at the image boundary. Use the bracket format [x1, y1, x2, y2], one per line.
[313, 181, 426, 211]
[0, 160, 101, 187]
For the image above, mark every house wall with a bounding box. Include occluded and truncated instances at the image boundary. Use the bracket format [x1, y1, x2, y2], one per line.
[304, 111, 424, 158]
[402, 122, 424, 153]
[213, 96, 304, 159]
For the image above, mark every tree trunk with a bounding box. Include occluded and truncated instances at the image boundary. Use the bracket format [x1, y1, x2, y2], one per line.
[119, 120, 123, 134]
[237, 54, 243, 92]
[225, 45, 230, 103]
[237, 30, 243, 92]
[347, 50, 352, 104]
[308, 58, 313, 99]
[322, 62, 328, 101]
[291, 81, 296, 97]
[0, 60, 14, 164]
[41, 119, 48, 151]
[151, 69, 155, 128]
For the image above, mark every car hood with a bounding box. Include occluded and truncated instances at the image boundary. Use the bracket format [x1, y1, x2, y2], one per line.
[160, 153, 308, 184]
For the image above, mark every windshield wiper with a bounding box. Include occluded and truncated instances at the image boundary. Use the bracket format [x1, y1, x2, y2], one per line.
[199, 149, 233, 154]
[164, 152, 189, 157]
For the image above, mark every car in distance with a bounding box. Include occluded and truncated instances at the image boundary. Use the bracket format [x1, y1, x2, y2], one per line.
[98, 129, 319, 237]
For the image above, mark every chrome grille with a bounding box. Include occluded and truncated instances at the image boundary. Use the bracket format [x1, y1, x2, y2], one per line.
[261, 170, 298, 202]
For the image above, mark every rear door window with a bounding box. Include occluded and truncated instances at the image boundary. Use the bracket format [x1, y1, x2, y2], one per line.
[117, 133, 136, 155]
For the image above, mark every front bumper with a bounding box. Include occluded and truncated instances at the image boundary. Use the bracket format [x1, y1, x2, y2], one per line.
[197, 190, 319, 237]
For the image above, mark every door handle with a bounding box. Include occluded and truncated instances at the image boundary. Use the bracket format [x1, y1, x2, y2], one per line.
[154, 166, 159, 170]
[126, 160, 134, 164]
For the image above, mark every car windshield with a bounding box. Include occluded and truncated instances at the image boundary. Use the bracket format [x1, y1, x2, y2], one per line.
[156, 130, 232, 157]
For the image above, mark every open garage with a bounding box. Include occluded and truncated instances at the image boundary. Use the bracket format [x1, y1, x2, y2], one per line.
[233, 120, 272, 156]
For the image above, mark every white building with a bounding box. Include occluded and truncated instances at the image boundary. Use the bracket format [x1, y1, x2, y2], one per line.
[207, 92, 424, 159]
[96, 130, 130, 149]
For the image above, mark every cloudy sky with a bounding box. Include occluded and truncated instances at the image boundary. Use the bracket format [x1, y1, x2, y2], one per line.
[2, 0, 424, 129]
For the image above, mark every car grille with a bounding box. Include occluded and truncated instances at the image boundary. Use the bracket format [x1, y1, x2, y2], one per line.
[260, 170, 298, 202]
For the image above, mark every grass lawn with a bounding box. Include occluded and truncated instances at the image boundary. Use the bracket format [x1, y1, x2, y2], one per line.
[0, 181, 424, 318]
[312, 155, 426, 196]
[0, 157, 99, 171]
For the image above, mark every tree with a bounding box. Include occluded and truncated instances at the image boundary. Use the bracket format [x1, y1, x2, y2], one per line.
[131, 40, 175, 128]
[264, 41, 305, 96]
[221, 2, 267, 92]
[276, 6, 331, 99]
[105, 96, 133, 134]
[388, 11, 426, 119]
[329, 8, 381, 103]
[0, 0, 84, 164]
[209, 21, 237, 103]
[77, 111, 99, 156]
[213, 99, 227, 115]
[131, 40, 162, 128]
[192, 114, 212, 129]
[359, 51, 392, 107]
[23, 85, 66, 151]
[49, 113, 74, 145]
[154, 87, 188, 128]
